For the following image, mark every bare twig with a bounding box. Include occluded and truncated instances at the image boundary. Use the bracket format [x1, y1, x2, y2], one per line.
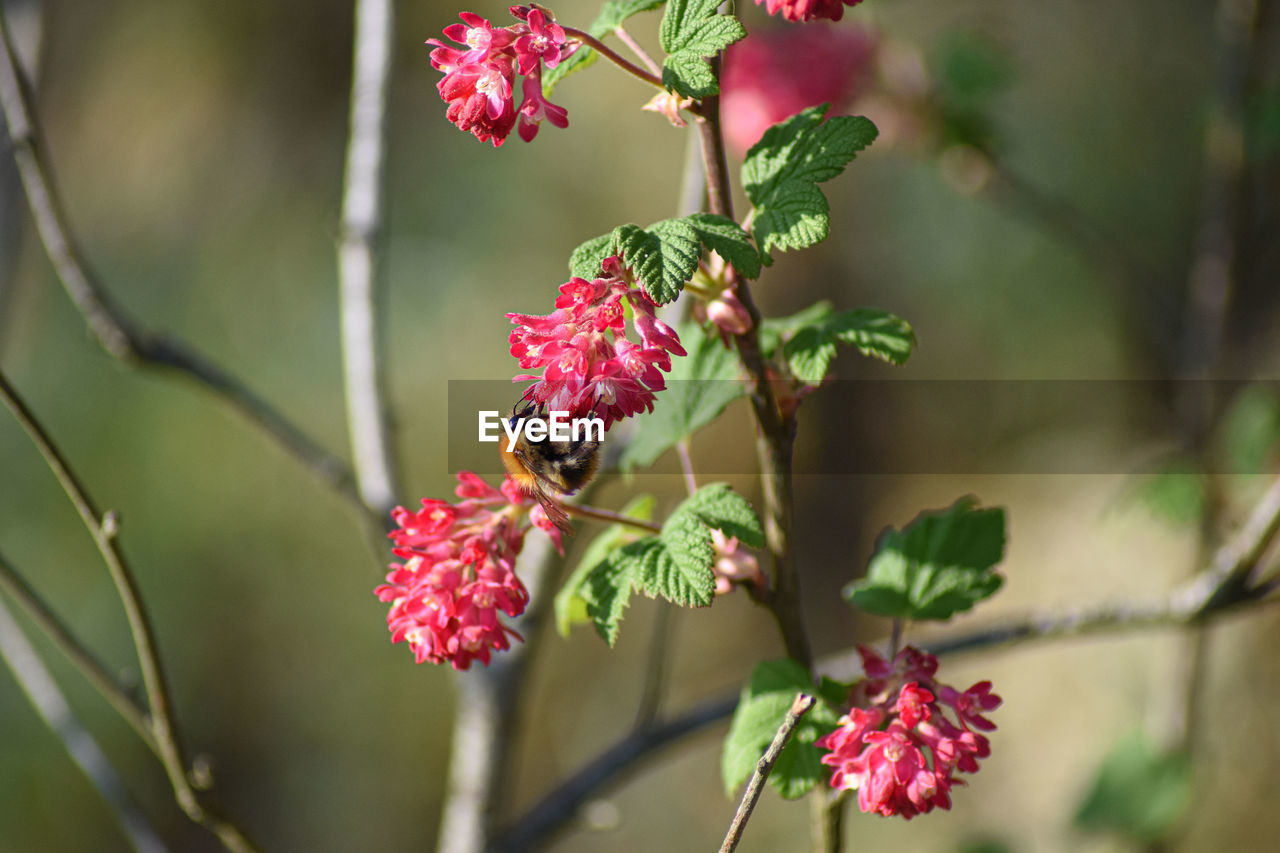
[0, 371, 261, 853]
[338, 0, 400, 522]
[562, 27, 668, 92]
[720, 693, 815, 853]
[565, 501, 662, 533]
[0, 11, 369, 523]
[612, 26, 661, 77]
[0, 597, 169, 853]
[0, 549, 155, 752]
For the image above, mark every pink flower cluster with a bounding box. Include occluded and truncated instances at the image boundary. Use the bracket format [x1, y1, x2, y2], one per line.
[755, 0, 863, 24]
[816, 645, 1001, 819]
[507, 255, 686, 429]
[427, 5, 572, 146]
[722, 23, 878, 156]
[375, 472, 561, 669]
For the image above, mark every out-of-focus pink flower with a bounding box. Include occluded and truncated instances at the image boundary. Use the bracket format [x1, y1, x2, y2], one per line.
[427, 8, 569, 146]
[711, 529, 765, 594]
[755, 0, 863, 24]
[375, 472, 561, 670]
[816, 645, 1001, 819]
[508, 256, 686, 429]
[722, 23, 878, 156]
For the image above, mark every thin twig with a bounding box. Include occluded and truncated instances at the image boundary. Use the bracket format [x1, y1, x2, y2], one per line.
[0, 371, 261, 853]
[563, 27, 667, 92]
[565, 502, 662, 533]
[0, 598, 169, 853]
[612, 25, 661, 76]
[0, 549, 156, 752]
[0, 11, 370, 524]
[338, 0, 401, 523]
[720, 693, 815, 853]
[675, 438, 698, 496]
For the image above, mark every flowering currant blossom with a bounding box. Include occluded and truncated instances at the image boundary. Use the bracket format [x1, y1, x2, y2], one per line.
[427, 6, 572, 146]
[755, 0, 863, 24]
[507, 255, 686, 429]
[722, 23, 878, 156]
[375, 472, 562, 670]
[815, 645, 1001, 819]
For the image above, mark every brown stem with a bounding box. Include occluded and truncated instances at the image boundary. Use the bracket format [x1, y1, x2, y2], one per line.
[563, 27, 666, 91]
[695, 87, 813, 671]
[720, 693, 816, 853]
[0, 371, 261, 853]
[565, 502, 662, 533]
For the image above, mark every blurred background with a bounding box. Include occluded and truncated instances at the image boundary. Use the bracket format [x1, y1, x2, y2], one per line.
[1, 0, 1278, 851]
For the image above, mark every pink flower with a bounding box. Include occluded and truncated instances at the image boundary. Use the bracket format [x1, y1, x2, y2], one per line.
[816, 645, 1001, 819]
[513, 5, 569, 74]
[754, 0, 863, 24]
[722, 23, 878, 156]
[427, 8, 571, 146]
[711, 529, 765, 594]
[517, 70, 569, 142]
[374, 472, 561, 669]
[507, 256, 686, 429]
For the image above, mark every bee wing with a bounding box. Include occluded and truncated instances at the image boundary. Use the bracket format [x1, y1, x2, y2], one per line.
[529, 479, 574, 536]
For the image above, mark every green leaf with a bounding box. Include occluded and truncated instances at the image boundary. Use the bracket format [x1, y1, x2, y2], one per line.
[743, 105, 878, 263]
[569, 232, 616, 280]
[1073, 732, 1193, 843]
[614, 219, 701, 304]
[580, 540, 649, 645]
[1218, 385, 1280, 474]
[845, 497, 1006, 621]
[543, 0, 665, 95]
[676, 483, 765, 549]
[636, 529, 715, 607]
[780, 307, 916, 383]
[759, 301, 837, 355]
[681, 213, 762, 279]
[570, 487, 758, 644]
[555, 495, 656, 636]
[619, 323, 745, 471]
[721, 660, 840, 800]
[659, 0, 745, 99]
[594, 0, 667, 32]
[1127, 461, 1206, 529]
[935, 33, 1015, 152]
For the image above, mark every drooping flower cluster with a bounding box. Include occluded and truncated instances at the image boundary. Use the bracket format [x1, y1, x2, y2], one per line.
[427, 5, 572, 146]
[375, 472, 561, 669]
[507, 255, 686, 429]
[755, 0, 864, 24]
[722, 23, 878, 156]
[816, 645, 1001, 819]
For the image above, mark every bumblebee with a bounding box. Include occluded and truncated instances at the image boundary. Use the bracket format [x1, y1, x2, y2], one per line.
[499, 400, 600, 535]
